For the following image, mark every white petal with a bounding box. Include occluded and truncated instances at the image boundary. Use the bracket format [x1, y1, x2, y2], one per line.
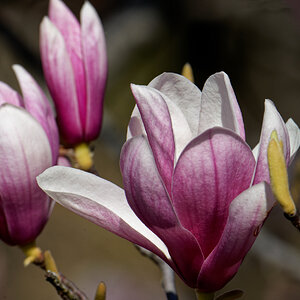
[37, 166, 170, 259]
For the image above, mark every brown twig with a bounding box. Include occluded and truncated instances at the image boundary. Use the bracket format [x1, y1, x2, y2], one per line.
[45, 271, 88, 300]
[30, 251, 89, 300]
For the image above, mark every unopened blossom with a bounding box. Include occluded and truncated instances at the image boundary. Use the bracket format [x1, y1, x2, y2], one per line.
[37, 72, 300, 292]
[40, 0, 107, 147]
[0, 65, 59, 246]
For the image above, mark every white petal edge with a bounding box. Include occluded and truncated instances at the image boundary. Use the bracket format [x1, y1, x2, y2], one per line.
[128, 86, 192, 161]
[198, 72, 245, 139]
[149, 72, 202, 137]
[286, 118, 300, 162]
[37, 166, 170, 259]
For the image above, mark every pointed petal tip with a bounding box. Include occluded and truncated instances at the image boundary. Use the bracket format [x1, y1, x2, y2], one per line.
[40, 16, 57, 35]
[287, 118, 299, 128]
[81, 1, 96, 16]
[11, 64, 21, 71]
[12, 64, 30, 83]
[130, 83, 148, 97]
[49, 0, 66, 14]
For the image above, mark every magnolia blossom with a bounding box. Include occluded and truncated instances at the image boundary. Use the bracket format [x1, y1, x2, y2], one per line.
[40, 0, 107, 146]
[0, 65, 59, 246]
[37, 72, 300, 292]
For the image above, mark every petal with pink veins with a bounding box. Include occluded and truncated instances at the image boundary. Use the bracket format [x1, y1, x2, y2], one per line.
[149, 72, 202, 137]
[40, 17, 82, 145]
[37, 165, 170, 262]
[198, 72, 245, 139]
[130, 84, 175, 194]
[120, 136, 204, 287]
[252, 100, 290, 185]
[130, 84, 192, 161]
[172, 127, 255, 258]
[13, 65, 59, 164]
[81, 2, 107, 141]
[48, 0, 87, 128]
[0, 104, 52, 245]
[197, 182, 274, 292]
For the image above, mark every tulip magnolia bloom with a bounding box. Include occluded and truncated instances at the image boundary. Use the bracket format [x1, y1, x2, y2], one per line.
[40, 0, 107, 146]
[0, 65, 59, 246]
[37, 72, 300, 292]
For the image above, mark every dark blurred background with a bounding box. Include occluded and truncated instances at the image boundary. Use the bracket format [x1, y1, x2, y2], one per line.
[1, 0, 300, 299]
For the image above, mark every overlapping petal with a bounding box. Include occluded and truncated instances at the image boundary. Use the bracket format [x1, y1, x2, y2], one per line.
[0, 82, 23, 107]
[81, 2, 107, 141]
[0, 105, 52, 245]
[40, 16, 82, 144]
[252, 100, 290, 185]
[49, 0, 87, 128]
[13, 65, 59, 164]
[198, 72, 245, 139]
[37, 165, 170, 261]
[149, 72, 202, 136]
[172, 127, 255, 257]
[130, 84, 192, 161]
[120, 136, 204, 287]
[197, 182, 273, 292]
[131, 84, 175, 193]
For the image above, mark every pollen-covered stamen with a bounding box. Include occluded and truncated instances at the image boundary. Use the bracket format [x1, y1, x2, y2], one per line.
[267, 130, 296, 216]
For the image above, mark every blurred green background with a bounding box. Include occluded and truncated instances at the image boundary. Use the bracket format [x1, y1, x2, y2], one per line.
[0, 0, 300, 299]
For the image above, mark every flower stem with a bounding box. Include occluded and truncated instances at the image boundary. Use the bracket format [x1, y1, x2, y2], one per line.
[195, 290, 215, 300]
[20, 241, 43, 267]
[20, 243, 89, 300]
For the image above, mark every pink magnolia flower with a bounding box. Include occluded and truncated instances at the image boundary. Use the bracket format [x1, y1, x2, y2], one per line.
[40, 0, 107, 146]
[37, 72, 300, 292]
[0, 65, 59, 246]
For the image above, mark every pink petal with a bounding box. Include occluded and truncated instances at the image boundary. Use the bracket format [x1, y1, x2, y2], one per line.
[40, 17, 82, 145]
[0, 105, 52, 245]
[130, 84, 175, 194]
[149, 72, 202, 137]
[197, 182, 274, 292]
[57, 156, 71, 167]
[172, 127, 255, 258]
[0, 81, 23, 107]
[198, 72, 245, 140]
[49, 0, 87, 128]
[37, 165, 170, 261]
[286, 118, 300, 162]
[120, 136, 204, 287]
[13, 65, 59, 164]
[252, 100, 290, 185]
[131, 83, 192, 156]
[81, 2, 107, 141]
